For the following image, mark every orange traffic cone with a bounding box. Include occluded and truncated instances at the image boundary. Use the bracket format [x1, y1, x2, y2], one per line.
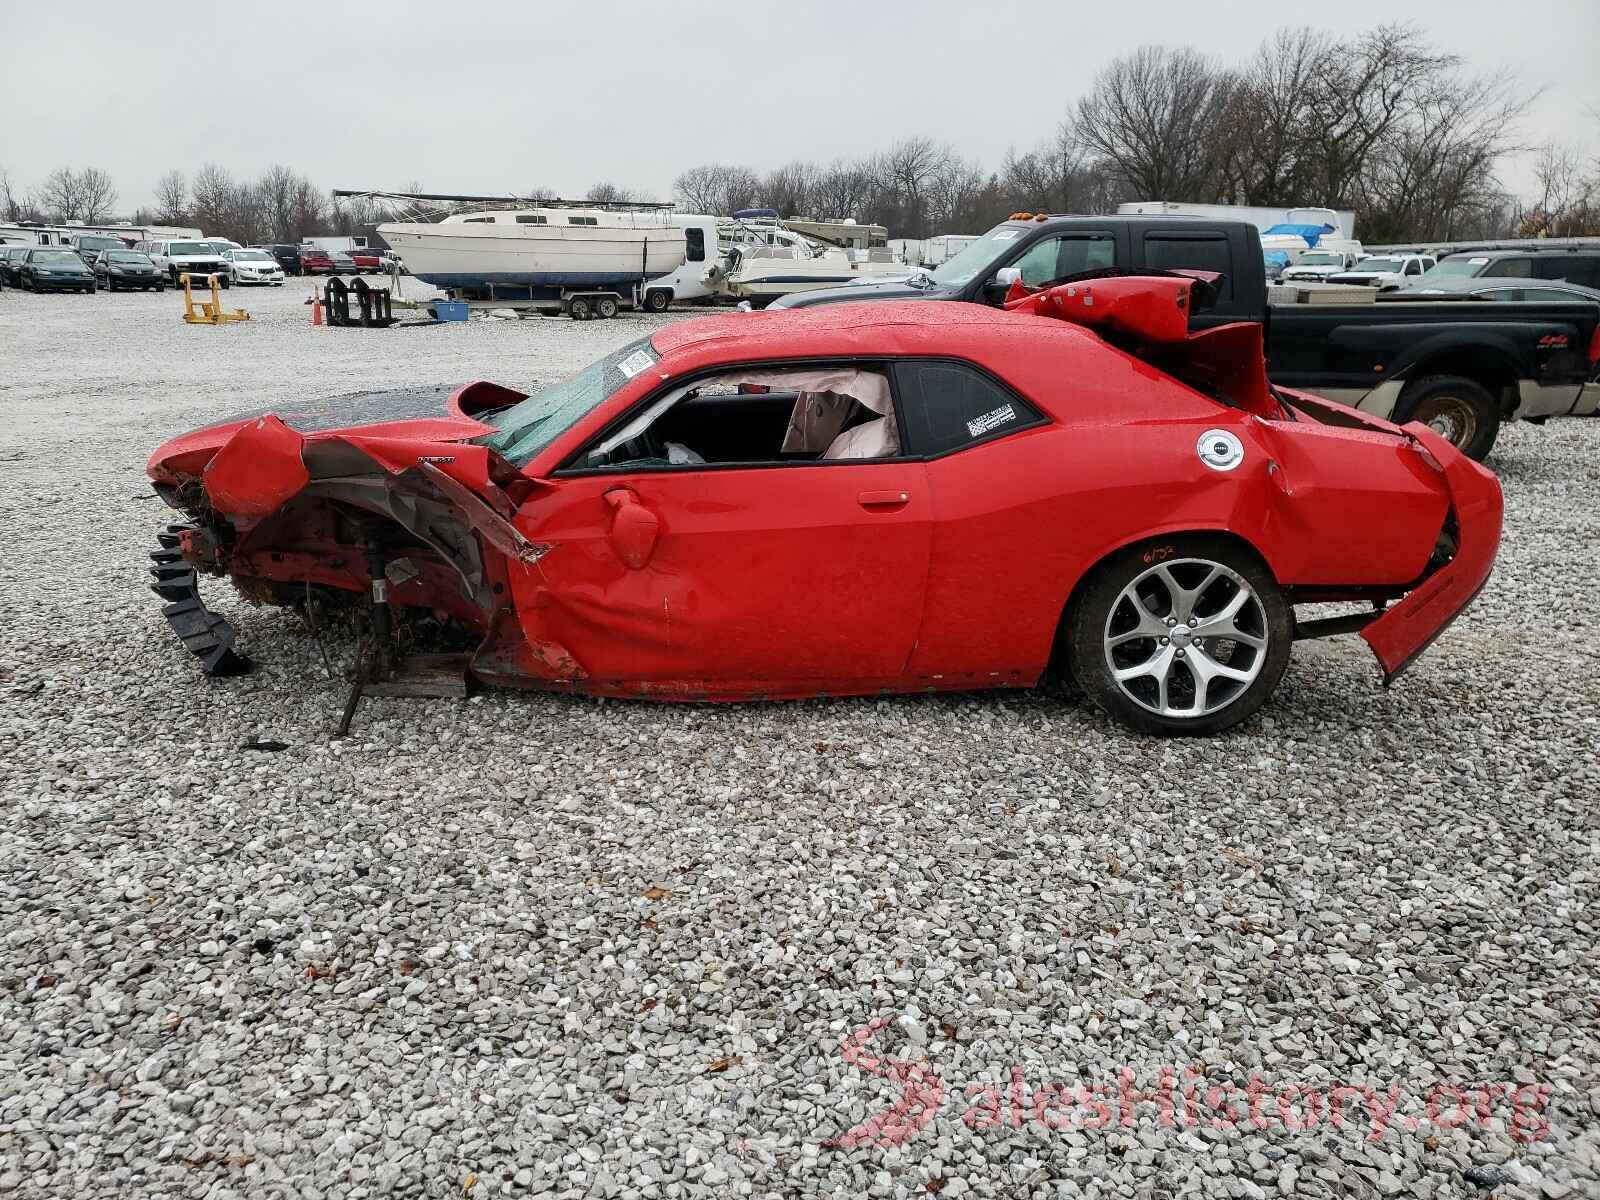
[311, 296, 323, 326]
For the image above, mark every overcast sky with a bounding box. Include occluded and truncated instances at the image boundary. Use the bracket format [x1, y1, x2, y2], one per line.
[5, 0, 1596, 210]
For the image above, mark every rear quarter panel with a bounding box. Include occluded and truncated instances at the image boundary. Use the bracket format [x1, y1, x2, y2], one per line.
[908, 335, 1449, 680]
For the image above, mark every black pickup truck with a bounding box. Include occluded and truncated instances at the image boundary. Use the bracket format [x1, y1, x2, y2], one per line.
[773, 216, 1600, 460]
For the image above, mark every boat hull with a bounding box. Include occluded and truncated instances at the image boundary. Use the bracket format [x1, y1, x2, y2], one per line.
[380, 221, 686, 297]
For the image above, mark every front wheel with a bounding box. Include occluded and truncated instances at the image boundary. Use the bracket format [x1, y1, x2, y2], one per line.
[1393, 375, 1499, 461]
[644, 289, 670, 313]
[1066, 537, 1292, 736]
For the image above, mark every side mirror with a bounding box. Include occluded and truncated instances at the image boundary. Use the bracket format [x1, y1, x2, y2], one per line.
[993, 267, 1022, 288]
[604, 487, 660, 570]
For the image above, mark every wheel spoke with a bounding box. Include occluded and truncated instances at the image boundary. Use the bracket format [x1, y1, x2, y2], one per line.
[1114, 644, 1176, 688]
[1190, 590, 1265, 647]
[1107, 604, 1170, 646]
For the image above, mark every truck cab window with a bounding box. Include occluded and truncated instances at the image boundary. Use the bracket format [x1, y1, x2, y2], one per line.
[684, 228, 705, 263]
[1010, 234, 1115, 289]
[1142, 233, 1234, 301]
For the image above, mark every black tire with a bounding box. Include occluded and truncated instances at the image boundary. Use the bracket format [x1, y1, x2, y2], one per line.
[569, 297, 593, 321]
[219, 276, 230, 289]
[1393, 374, 1499, 461]
[644, 289, 670, 313]
[596, 295, 620, 319]
[1066, 535, 1293, 736]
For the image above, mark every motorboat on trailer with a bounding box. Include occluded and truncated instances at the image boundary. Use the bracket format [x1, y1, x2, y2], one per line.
[704, 214, 910, 303]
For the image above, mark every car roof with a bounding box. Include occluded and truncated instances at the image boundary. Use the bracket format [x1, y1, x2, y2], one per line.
[652, 299, 1092, 363]
[1441, 247, 1600, 261]
[1412, 276, 1600, 298]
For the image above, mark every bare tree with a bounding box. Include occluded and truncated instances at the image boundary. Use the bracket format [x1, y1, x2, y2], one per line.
[0, 167, 38, 222]
[1302, 23, 1458, 207]
[38, 167, 88, 222]
[586, 180, 653, 205]
[867, 138, 955, 238]
[1075, 46, 1238, 202]
[189, 164, 234, 236]
[153, 170, 189, 224]
[76, 167, 118, 222]
[1002, 121, 1091, 213]
[673, 164, 762, 214]
[809, 159, 876, 221]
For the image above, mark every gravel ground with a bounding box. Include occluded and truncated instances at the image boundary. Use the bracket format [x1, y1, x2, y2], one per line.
[1, 281, 1597, 1200]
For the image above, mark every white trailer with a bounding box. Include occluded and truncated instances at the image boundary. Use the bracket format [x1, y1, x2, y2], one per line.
[1116, 201, 1358, 240]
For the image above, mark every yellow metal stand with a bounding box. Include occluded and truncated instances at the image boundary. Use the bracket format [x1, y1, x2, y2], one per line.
[181, 274, 250, 325]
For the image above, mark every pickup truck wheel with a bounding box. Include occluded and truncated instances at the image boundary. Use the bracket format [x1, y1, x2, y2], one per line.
[1067, 537, 1292, 736]
[1394, 375, 1499, 461]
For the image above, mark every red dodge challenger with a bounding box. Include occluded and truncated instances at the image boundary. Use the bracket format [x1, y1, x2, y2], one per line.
[146, 277, 1502, 734]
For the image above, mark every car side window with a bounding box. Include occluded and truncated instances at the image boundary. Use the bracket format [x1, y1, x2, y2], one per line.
[1483, 257, 1533, 278]
[563, 364, 905, 472]
[684, 227, 706, 263]
[1404, 259, 1422, 276]
[893, 360, 1044, 457]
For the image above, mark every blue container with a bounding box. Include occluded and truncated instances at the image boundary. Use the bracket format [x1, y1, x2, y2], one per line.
[430, 300, 470, 322]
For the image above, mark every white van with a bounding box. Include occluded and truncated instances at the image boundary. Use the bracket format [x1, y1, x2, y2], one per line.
[135, 238, 233, 287]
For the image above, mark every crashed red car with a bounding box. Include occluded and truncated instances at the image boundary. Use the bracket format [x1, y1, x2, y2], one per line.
[146, 277, 1502, 735]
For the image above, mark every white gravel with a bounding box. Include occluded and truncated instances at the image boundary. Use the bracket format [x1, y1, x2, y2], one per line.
[1, 281, 1597, 1199]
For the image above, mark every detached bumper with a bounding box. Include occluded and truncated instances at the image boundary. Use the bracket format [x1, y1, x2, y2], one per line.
[1360, 423, 1503, 684]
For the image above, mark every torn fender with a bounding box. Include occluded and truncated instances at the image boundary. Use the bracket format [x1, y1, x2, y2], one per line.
[1359, 423, 1503, 684]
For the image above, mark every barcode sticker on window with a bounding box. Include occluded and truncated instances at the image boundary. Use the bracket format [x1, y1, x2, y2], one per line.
[966, 404, 1016, 438]
[616, 348, 657, 379]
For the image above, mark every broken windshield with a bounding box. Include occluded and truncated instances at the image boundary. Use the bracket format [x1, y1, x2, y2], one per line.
[480, 336, 659, 466]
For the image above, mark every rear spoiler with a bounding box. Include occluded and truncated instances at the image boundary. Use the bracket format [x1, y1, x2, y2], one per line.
[1003, 276, 1280, 418]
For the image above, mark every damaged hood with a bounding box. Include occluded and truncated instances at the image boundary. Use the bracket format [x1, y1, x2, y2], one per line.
[148, 380, 525, 482]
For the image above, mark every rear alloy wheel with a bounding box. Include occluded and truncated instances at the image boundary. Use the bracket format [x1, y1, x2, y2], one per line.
[1068, 538, 1292, 735]
[596, 295, 620, 319]
[1394, 375, 1499, 461]
[569, 297, 593, 321]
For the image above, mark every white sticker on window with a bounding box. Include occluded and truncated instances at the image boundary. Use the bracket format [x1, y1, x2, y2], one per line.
[616, 348, 657, 379]
[991, 230, 1019, 242]
[966, 403, 1016, 438]
[1467, 257, 1489, 265]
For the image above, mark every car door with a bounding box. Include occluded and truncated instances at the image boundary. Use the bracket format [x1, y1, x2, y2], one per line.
[505, 373, 931, 696]
[887, 359, 1064, 687]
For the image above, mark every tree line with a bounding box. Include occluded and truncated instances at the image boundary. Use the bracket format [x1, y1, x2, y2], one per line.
[4, 25, 1596, 245]
[673, 24, 1598, 242]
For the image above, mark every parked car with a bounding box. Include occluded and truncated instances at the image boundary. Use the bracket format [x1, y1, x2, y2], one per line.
[222, 247, 285, 286]
[93, 249, 164, 291]
[145, 277, 1503, 735]
[0, 246, 30, 285]
[1279, 249, 1359, 282]
[203, 239, 243, 257]
[298, 246, 336, 275]
[345, 248, 383, 272]
[1389, 277, 1600, 305]
[772, 216, 1597, 460]
[1407, 247, 1600, 291]
[135, 239, 231, 287]
[257, 244, 303, 276]
[19, 247, 96, 293]
[1325, 253, 1436, 290]
[70, 233, 128, 264]
[327, 250, 358, 274]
